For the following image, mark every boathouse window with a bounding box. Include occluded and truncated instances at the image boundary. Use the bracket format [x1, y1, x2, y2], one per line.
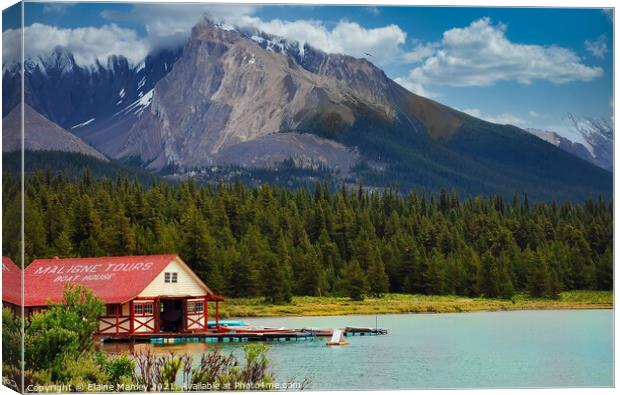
[164, 272, 178, 283]
[188, 301, 204, 313]
[106, 304, 117, 316]
[134, 303, 154, 316]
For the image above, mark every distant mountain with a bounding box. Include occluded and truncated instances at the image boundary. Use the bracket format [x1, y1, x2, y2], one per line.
[570, 117, 613, 172]
[2, 45, 182, 156]
[526, 127, 612, 171]
[116, 18, 610, 200]
[2, 104, 108, 162]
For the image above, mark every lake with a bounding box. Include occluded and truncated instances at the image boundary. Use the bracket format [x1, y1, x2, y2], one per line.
[101, 310, 613, 390]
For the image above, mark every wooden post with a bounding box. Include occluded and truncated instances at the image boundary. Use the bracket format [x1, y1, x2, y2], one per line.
[215, 301, 220, 330]
[154, 299, 160, 333]
[203, 296, 208, 331]
[129, 300, 134, 334]
[115, 304, 119, 336]
[182, 299, 187, 333]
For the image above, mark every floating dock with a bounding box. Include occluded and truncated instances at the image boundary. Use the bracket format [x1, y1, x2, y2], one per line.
[99, 327, 388, 344]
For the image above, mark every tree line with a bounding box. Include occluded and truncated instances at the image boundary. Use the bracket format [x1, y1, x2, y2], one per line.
[2, 169, 613, 302]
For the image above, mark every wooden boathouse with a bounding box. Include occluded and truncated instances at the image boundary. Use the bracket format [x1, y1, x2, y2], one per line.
[21, 255, 225, 337]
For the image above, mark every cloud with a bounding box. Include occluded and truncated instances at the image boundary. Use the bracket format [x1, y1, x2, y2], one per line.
[104, 4, 409, 66]
[585, 35, 608, 59]
[401, 42, 437, 63]
[365, 6, 382, 15]
[393, 77, 435, 98]
[42, 4, 74, 15]
[234, 16, 407, 65]
[4, 4, 256, 67]
[101, 4, 259, 50]
[528, 111, 540, 118]
[460, 108, 525, 126]
[3, 23, 149, 66]
[397, 18, 603, 93]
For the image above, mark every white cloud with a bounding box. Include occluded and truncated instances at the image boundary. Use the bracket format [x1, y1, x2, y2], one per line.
[365, 6, 382, 16]
[401, 42, 437, 63]
[101, 4, 258, 50]
[234, 16, 407, 65]
[393, 77, 435, 98]
[100, 4, 409, 66]
[585, 35, 608, 59]
[397, 18, 603, 94]
[460, 108, 525, 126]
[3, 23, 149, 67]
[42, 4, 73, 15]
[528, 111, 540, 118]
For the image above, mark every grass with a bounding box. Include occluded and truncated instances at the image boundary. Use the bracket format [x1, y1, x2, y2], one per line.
[217, 291, 613, 318]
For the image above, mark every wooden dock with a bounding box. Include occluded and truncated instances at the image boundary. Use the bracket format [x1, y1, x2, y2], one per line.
[99, 327, 388, 344]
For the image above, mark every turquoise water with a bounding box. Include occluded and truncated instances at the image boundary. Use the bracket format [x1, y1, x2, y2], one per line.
[102, 310, 613, 389]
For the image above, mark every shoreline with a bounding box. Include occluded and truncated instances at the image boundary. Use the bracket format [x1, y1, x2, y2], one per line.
[218, 291, 613, 319]
[227, 305, 613, 320]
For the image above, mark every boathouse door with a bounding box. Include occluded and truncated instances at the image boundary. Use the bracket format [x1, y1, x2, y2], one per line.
[159, 299, 184, 332]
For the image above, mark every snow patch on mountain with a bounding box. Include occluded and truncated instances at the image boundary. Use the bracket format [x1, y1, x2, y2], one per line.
[114, 89, 154, 118]
[137, 76, 147, 90]
[71, 118, 95, 129]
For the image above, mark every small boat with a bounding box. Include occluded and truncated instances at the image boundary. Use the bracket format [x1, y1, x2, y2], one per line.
[207, 320, 246, 328]
[217, 325, 298, 334]
[326, 329, 348, 346]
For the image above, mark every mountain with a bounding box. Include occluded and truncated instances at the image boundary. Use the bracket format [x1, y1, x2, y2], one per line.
[2, 104, 108, 161]
[114, 18, 610, 201]
[2, 45, 182, 156]
[118, 20, 464, 173]
[527, 127, 612, 171]
[3, 18, 611, 201]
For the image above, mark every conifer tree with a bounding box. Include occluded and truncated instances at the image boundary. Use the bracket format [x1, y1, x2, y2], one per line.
[367, 251, 390, 297]
[341, 259, 369, 301]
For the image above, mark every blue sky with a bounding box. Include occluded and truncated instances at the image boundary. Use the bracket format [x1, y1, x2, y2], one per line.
[3, 2, 614, 141]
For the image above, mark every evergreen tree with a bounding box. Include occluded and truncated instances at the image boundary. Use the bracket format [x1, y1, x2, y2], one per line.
[367, 252, 390, 297]
[340, 259, 370, 301]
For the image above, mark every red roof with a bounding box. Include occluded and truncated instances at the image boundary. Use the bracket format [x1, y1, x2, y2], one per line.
[2, 256, 22, 306]
[23, 255, 209, 306]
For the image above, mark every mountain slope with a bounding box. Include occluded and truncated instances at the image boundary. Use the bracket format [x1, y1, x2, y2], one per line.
[2, 46, 182, 156]
[2, 104, 108, 161]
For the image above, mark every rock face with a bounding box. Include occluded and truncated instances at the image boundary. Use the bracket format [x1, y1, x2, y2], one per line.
[2, 104, 108, 161]
[118, 18, 462, 171]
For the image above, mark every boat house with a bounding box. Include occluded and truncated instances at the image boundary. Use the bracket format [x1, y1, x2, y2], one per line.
[22, 255, 224, 336]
